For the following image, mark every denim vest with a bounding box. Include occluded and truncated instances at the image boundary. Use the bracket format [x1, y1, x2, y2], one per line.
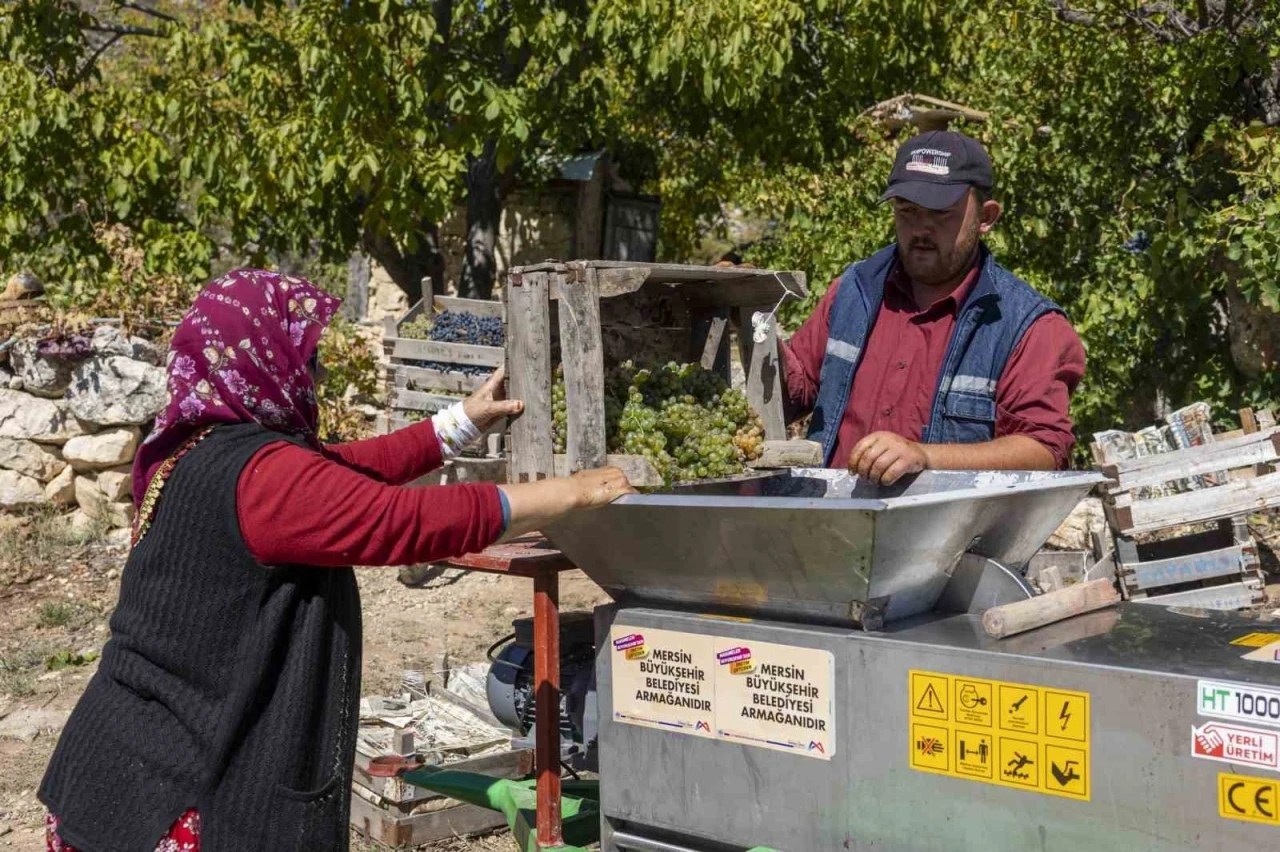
[806, 243, 1063, 467]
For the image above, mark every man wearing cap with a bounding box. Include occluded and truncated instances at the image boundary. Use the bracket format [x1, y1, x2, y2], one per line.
[780, 131, 1086, 485]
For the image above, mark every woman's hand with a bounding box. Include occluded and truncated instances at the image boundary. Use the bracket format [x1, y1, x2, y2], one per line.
[463, 366, 523, 432]
[497, 466, 637, 541]
[569, 467, 638, 509]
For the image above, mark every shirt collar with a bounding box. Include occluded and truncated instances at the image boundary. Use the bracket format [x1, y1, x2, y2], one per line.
[888, 246, 984, 315]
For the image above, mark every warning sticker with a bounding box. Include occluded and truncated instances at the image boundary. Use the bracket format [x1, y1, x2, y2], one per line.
[713, 638, 835, 760]
[1193, 721, 1280, 772]
[1219, 772, 1280, 826]
[1199, 680, 1280, 729]
[908, 669, 1090, 801]
[610, 627, 716, 738]
[1241, 642, 1280, 665]
[1232, 632, 1280, 648]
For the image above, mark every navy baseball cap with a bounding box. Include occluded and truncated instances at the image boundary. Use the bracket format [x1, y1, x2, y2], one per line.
[880, 131, 993, 211]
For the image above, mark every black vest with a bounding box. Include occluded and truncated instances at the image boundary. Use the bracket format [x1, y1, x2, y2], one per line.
[40, 423, 362, 852]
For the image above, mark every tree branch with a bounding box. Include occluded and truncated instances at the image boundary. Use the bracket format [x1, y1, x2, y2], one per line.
[69, 33, 123, 90]
[83, 23, 163, 37]
[117, 1, 180, 24]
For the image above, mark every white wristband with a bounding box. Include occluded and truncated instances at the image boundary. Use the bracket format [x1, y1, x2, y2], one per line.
[432, 401, 483, 459]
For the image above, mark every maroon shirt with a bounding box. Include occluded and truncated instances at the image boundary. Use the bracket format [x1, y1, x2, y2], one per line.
[781, 257, 1086, 469]
[235, 421, 505, 566]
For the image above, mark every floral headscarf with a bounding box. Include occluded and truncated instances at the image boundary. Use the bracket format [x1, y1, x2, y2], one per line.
[132, 269, 341, 506]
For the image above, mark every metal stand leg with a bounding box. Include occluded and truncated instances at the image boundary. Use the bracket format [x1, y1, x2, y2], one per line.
[534, 570, 563, 847]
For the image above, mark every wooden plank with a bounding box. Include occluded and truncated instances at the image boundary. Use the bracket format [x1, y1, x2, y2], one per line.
[393, 389, 467, 412]
[1119, 469, 1280, 534]
[737, 307, 787, 440]
[549, 266, 650, 300]
[557, 264, 607, 472]
[1104, 428, 1280, 495]
[696, 310, 730, 371]
[507, 270, 555, 482]
[1128, 581, 1263, 611]
[388, 338, 505, 367]
[553, 453, 663, 488]
[393, 365, 487, 394]
[352, 747, 531, 807]
[433, 295, 505, 318]
[1242, 407, 1260, 434]
[349, 792, 509, 846]
[747, 439, 823, 469]
[1118, 544, 1247, 592]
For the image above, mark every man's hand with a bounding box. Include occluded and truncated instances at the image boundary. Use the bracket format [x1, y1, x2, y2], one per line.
[847, 431, 928, 485]
[463, 366, 523, 432]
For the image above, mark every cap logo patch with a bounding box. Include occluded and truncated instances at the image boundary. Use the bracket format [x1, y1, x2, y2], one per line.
[905, 147, 951, 176]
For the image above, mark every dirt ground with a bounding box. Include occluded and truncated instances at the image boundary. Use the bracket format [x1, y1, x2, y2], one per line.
[0, 512, 609, 851]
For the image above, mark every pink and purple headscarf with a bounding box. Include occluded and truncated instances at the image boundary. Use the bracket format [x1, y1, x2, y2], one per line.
[132, 269, 341, 506]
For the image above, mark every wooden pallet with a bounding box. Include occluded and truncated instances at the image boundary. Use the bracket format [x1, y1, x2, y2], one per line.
[504, 260, 807, 486]
[381, 295, 506, 460]
[350, 717, 533, 847]
[1099, 408, 1275, 609]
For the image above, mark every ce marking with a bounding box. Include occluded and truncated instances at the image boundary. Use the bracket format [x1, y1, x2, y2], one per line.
[1227, 781, 1275, 818]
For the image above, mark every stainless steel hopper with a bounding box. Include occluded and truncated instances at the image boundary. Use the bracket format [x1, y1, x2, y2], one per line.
[544, 468, 1103, 627]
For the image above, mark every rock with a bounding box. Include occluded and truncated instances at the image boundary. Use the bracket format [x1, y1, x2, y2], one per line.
[66, 509, 99, 536]
[62, 427, 140, 472]
[0, 271, 44, 302]
[1046, 496, 1107, 552]
[8, 338, 74, 399]
[0, 389, 87, 444]
[67, 356, 167, 427]
[0, 438, 66, 482]
[44, 465, 76, 505]
[0, 708, 69, 743]
[75, 476, 135, 528]
[0, 469, 45, 508]
[90, 325, 161, 366]
[105, 527, 133, 548]
[96, 465, 133, 501]
[8, 376, 22, 391]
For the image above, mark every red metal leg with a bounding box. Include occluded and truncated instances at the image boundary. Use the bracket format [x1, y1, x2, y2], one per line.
[533, 570, 562, 846]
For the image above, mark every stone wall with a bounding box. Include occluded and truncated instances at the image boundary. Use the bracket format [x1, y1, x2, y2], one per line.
[0, 326, 166, 531]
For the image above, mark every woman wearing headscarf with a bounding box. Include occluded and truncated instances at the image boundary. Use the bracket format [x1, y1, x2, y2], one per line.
[38, 269, 633, 852]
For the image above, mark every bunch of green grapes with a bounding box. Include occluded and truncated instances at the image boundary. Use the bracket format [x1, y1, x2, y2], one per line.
[399, 315, 434, 340]
[547, 360, 765, 485]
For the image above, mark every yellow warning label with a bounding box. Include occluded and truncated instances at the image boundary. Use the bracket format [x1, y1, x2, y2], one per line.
[908, 669, 1090, 801]
[911, 722, 950, 772]
[1044, 744, 1088, 799]
[1232, 632, 1280, 649]
[1219, 772, 1280, 826]
[999, 684, 1039, 734]
[911, 672, 949, 721]
[954, 678, 992, 727]
[953, 729, 993, 779]
[1045, 690, 1087, 742]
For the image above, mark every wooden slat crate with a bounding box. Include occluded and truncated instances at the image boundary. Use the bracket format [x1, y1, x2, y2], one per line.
[504, 260, 808, 486]
[381, 295, 506, 461]
[1098, 408, 1274, 609]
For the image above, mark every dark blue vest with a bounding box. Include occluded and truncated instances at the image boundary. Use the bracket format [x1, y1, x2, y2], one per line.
[807, 243, 1063, 466]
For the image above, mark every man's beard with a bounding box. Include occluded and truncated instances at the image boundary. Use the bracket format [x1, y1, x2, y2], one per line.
[901, 223, 981, 287]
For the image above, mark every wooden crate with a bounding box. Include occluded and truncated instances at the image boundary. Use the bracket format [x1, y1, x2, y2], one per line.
[1098, 408, 1277, 608]
[504, 260, 808, 486]
[350, 744, 533, 847]
[381, 294, 506, 460]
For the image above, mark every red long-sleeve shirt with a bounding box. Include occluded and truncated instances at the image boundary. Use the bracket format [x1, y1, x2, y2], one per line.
[781, 259, 1086, 469]
[235, 422, 505, 567]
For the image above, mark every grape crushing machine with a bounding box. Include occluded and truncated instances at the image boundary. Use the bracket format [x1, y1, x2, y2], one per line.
[530, 467, 1280, 852]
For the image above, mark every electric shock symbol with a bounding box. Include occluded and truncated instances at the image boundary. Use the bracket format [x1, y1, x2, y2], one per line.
[1058, 701, 1072, 732]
